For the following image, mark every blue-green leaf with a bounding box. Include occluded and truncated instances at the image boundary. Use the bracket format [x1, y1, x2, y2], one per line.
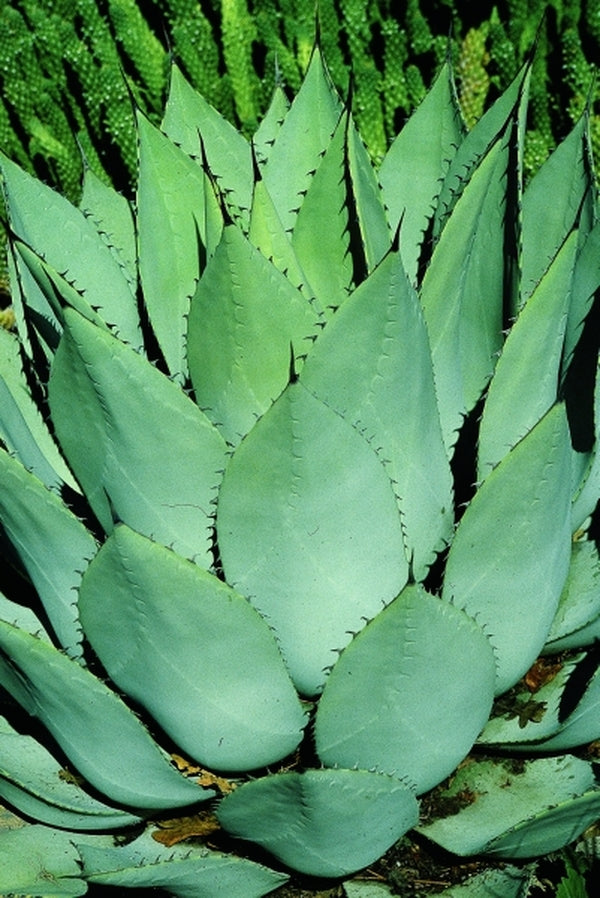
[379, 61, 465, 284]
[136, 111, 209, 382]
[0, 716, 143, 831]
[478, 230, 577, 478]
[0, 326, 77, 491]
[0, 151, 142, 350]
[48, 309, 227, 565]
[300, 247, 453, 578]
[419, 132, 509, 453]
[291, 111, 352, 312]
[78, 829, 288, 897]
[418, 756, 600, 859]
[188, 224, 321, 447]
[0, 824, 89, 897]
[521, 114, 594, 304]
[162, 64, 252, 229]
[316, 584, 495, 794]
[217, 768, 419, 878]
[80, 166, 137, 292]
[443, 404, 572, 694]
[345, 115, 391, 272]
[0, 449, 96, 658]
[261, 46, 342, 233]
[217, 380, 408, 696]
[79, 525, 307, 772]
[0, 621, 210, 810]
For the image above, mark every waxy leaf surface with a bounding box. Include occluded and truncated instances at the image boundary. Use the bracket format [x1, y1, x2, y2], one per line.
[217, 768, 419, 877]
[443, 404, 572, 693]
[301, 247, 453, 578]
[0, 621, 209, 809]
[188, 224, 320, 446]
[49, 309, 227, 566]
[316, 584, 495, 793]
[217, 380, 408, 695]
[79, 525, 306, 772]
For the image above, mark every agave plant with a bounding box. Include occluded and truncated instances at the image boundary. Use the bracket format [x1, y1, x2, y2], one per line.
[1, 41, 600, 897]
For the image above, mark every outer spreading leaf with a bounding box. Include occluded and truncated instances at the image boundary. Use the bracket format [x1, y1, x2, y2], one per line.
[0, 326, 77, 490]
[300, 247, 453, 578]
[78, 829, 288, 897]
[188, 224, 321, 446]
[0, 449, 96, 657]
[217, 380, 408, 696]
[79, 525, 307, 772]
[478, 230, 577, 478]
[443, 404, 572, 694]
[14, 240, 111, 333]
[315, 584, 495, 794]
[161, 64, 252, 229]
[418, 756, 600, 858]
[419, 133, 509, 453]
[379, 61, 465, 284]
[0, 716, 143, 831]
[217, 768, 419, 878]
[546, 540, 600, 649]
[48, 309, 227, 566]
[0, 151, 142, 350]
[136, 111, 209, 381]
[0, 824, 89, 897]
[0, 621, 209, 810]
[261, 46, 342, 233]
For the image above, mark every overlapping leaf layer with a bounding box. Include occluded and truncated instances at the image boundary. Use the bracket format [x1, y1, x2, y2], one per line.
[1, 43, 600, 897]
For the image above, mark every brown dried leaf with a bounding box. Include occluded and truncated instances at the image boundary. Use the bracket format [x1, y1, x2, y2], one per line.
[170, 754, 237, 793]
[152, 811, 221, 847]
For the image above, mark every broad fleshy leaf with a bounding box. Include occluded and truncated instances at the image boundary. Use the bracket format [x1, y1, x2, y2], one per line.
[0, 824, 89, 897]
[379, 61, 465, 284]
[79, 166, 138, 292]
[420, 132, 510, 453]
[315, 584, 495, 794]
[162, 64, 253, 228]
[136, 110, 208, 381]
[78, 829, 288, 897]
[261, 46, 342, 233]
[478, 230, 577, 478]
[0, 325, 77, 491]
[79, 525, 307, 772]
[546, 539, 600, 649]
[0, 716, 143, 831]
[345, 115, 391, 272]
[0, 621, 209, 810]
[418, 756, 600, 858]
[0, 151, 142, 350]
[443, 403, 572, 693]
[300, 246, 453, 578]
[217, 380, 408, 696]
[217, 768, 419, 878]
[0, 449, 96, 657]
[188, 224, 321, 446]
[291, 111, 352, 312]
[48, 309, 227, 565]
[521, 114, 594, 303]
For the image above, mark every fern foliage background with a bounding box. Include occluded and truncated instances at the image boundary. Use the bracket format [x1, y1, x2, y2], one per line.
[1, 0, 599, 202]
